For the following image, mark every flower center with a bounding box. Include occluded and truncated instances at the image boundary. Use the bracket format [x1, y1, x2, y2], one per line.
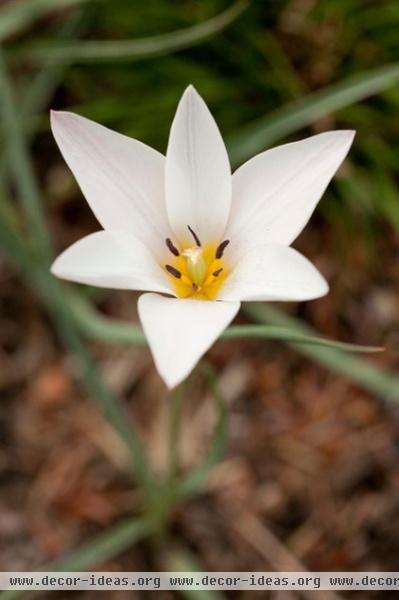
[164, 226, 229, 300]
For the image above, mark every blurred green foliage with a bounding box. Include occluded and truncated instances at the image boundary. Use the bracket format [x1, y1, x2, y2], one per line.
[5, 0, 399, 247]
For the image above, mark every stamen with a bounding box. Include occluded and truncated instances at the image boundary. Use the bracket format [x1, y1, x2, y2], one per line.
[166, 236, 228, 299]
[187, 225, 201, 247]
[165, 264, 181, 279]
[165, 238, 179, 257]
[215, 239, 230, 259]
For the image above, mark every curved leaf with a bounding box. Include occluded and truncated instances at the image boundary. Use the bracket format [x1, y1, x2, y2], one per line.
[12, 1, 249, 64]
[70, 293, 383, 353]
[0, 0, 91, 42]
[245, 303, 399, 401]
[228, 63, 399, 165]
[0, 516, 153, 600]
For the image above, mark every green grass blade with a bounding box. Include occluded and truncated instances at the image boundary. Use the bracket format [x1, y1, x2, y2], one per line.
[51, 517, 153, 571]
[244, 303, 399, 401]
[69, 292, 382, 353]
[20, 10, 86, 117]
[167, 547, 226, 600]
[0, 0, 91, 42]
[0, 10, 86, 183]
[0, 516, 153, 600]
[0, 191, 36, 277]
[70, 291, 148, 344]
[223, 325, 383, 352]
[0, 49, 52, 261]
[0, 217, 153, 492]
[13, 0, 249, 64]
[0, 50, 155, 496]
[228, 62, 399, 165]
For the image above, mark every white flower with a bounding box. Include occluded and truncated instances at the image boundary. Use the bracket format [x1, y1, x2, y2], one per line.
[50, 85, 354, 389]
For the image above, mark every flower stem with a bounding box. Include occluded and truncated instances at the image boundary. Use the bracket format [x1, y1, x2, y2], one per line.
[168, 382, 185, 485]
[177, 363, 228, 500]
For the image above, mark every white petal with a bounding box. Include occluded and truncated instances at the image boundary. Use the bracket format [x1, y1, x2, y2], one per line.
[226, 131, 355, 258]
[165, 86, 232, 246]
[50, 111, 169, 258]
[51, 231, 173, 294]
[138, 293, 240, 388]
[218, 245, 328, 302]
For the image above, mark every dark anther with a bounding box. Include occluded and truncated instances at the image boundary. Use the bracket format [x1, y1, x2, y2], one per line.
[192, 283, 198, 291]
[213, 268, 223, 277]
[215, 239, 230, 259]
[187, 225, 201, 247]
[165, 238, 179, 257]
[165, 264, 181, 279]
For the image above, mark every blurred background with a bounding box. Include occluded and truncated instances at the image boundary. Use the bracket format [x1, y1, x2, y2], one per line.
[1, 0, 399, 597]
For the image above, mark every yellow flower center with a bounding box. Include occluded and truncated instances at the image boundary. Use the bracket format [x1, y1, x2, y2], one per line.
[164, 227, 229, 300]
